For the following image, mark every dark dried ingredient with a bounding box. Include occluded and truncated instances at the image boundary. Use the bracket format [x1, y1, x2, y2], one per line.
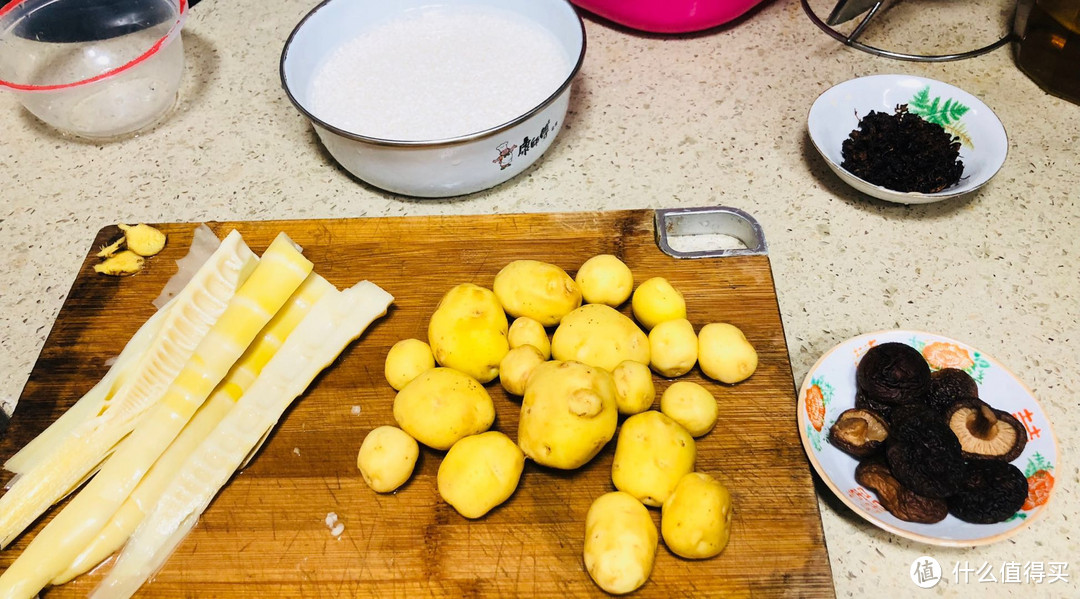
[886, 411, 965, 498]
[855, 391, 895, 422]
[948, 460, 1029, 524]
[926, 368, 980, 412]
[856, 342, 931, 406]
[829, 408, 890, 458]
[841, 105, 965, 193]
[888, 402, 935, 427]
[945, 398, 1027, 461]
[856, 460, 948, 524]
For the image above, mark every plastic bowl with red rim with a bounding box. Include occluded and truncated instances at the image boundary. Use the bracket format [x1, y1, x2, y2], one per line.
[570, 0, 765, 33]
[0, 0, 187, 139]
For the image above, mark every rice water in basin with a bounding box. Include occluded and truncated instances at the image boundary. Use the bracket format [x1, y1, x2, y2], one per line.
[281, 0, 585, 198]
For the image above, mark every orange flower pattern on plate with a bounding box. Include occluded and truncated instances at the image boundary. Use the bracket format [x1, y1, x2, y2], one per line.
[1023, 470, 1055, 511]
[922, 341, 974, 370]
[806, 384, 826, 432]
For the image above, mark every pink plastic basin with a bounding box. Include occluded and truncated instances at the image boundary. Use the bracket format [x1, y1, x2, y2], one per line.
[571, 0, 765, 33]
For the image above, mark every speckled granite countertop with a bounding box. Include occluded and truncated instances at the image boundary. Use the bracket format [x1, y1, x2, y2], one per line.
[1, 0, 1077, 596]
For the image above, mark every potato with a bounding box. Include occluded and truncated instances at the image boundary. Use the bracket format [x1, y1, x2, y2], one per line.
[428, 283, 509, 383]
[438, 431, 525, 519]
[631, 277, 686, 331]
[357, 426, 419, 493]
[518, 360, 618, 469]
[611, 411, 696, 506]
[393, 367, 495, 450]
[648, 318, 697, 377]
[611, 360, 655, 415]
[507, 316, 551, 359]
[661, 472, 733, 559]
[384, 338, 436, 391]
[493, 260, 581, 326]
[660, 381, 717, 437]
[576, 254, 633, 307]
[583, 491, 658, 595]
[698, 322, 758, 384]
[499, 344, 546, 396]
[550, 304, 649, 372]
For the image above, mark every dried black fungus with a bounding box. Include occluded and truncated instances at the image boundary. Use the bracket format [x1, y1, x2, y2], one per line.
[945, 398, 1027, 462]
[948, 460, 1029, 524]
[855, 460, 948, 524]
[926, 368, 980, 412]
[886, 411, 965, 499]
[840, 105, 965, 193]
[856, 342, 931, 406]
[829, 408, 890, 458]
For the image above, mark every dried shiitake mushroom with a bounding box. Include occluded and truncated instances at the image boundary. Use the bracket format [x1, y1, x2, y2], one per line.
[855, 460, 948, 524]
[886, 411, 965, 499]
[945, 399, 1027, 462]
[855, 391, 893, 423]
[829, 408, 889, 458]
[948, 460, 1029, 524]
[856, 342, 931, 405]
[926, 368, 979, 412]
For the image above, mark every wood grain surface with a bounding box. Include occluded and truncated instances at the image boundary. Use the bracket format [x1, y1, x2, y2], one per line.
[0, 210, 834, 598]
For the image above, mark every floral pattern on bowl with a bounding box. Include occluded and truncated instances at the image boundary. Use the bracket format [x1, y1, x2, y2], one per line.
[807, 74, 1008, 205]
[797, 330, 1058, 546]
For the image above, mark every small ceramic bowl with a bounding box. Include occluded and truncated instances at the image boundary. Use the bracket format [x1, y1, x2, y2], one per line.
[807, 74, 1008, 204]
[570, 0, 765, 33]
[280, 0, 585, 198]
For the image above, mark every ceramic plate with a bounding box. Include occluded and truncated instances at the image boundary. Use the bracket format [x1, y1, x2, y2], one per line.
[807, 74, 1008, 204]
[797, 330, 1058, 546]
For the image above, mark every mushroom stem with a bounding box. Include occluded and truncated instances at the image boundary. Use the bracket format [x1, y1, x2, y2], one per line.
[969, 404, 999, 439]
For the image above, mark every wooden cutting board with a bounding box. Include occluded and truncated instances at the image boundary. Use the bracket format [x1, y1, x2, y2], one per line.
[0, 210, 834, 598]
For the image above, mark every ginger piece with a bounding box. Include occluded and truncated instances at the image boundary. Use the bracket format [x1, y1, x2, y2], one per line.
[119, 224, 166, 257]
[97, 237, 125, 259]
[94, 251, 145, 276]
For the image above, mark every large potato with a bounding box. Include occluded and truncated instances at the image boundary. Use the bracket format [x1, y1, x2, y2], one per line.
[575, 254, 633, 307]
[438, 431, 525, 519]
[493, 260, 581, 326]
[583, 491, 658, 595]
[393, 367, 495, 450]
[357, 426, 419, 493]
[661, 472, 733, 559]
[648, 318, 697, 377]
[384, 338, 436, 391]
[611, 411, 696, 506]
[611, 360, 655, 415]
[550, 304, 649, 372]
[698, 322, 757, 384]
[659, 381, 718, 437]
[507, 316, 551, 359]
[518, 360, 618, 469]
[631, 277, 686, 331]
[428, 283, 509, 383]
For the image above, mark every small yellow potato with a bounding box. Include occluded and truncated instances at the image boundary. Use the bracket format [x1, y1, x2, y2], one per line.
[428, 283, 510, 383]
[499, 344, 546, 396]
[384, 338, 436, 391]
[393, 367, 495, 450]
[661, 472, 733, 559]
[611, 360, 655, 415]
[648, 318, 698, 378]
[438, 431, 525, 519]
[550, 304, 649, 372]
[518, 360, 618, 469]
[583, 491, 658, 595]
[611, 411, 696, 507]
[508, 316, 551, 359]
[493, 260, 582, 326]
[698, 322, 758, 384]
[576, 254, 634, 307]
[357, 426, 419, 493]
[660, 381, 718, 437]
[631, 277, 686, 331]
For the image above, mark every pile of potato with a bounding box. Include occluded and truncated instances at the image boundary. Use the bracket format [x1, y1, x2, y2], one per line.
[356, 255, 755, 594]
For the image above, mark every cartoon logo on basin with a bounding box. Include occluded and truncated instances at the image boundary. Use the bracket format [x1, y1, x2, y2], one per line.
[493, 119, 559, 170]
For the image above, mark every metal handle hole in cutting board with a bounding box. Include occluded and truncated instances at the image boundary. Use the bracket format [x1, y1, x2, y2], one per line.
[654, 207, 768, 258]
